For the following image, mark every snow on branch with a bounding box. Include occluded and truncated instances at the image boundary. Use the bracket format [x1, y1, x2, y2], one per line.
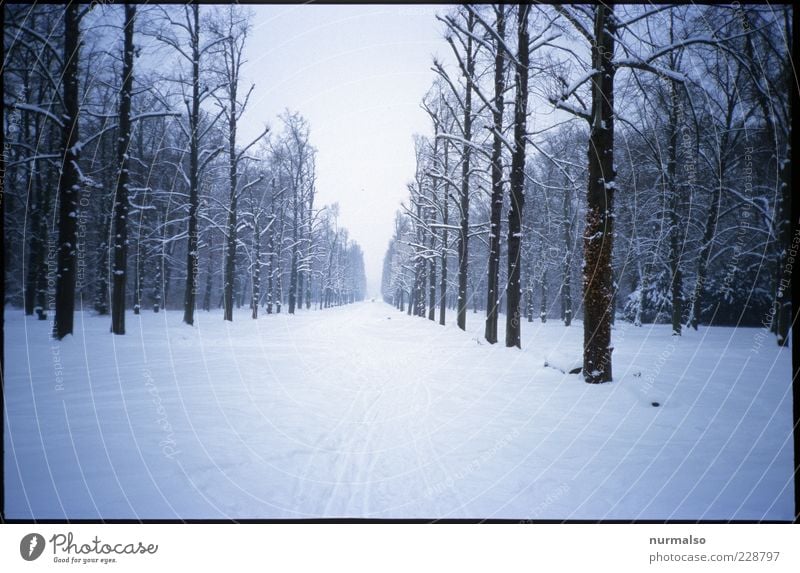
[553, 6, 594, 43]
[7, 101, 64, 128]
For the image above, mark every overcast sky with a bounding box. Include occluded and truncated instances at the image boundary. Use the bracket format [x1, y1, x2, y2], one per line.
[233, 5, 453, 297]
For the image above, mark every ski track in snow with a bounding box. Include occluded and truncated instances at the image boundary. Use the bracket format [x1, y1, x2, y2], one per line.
[4, 302, 794, 520]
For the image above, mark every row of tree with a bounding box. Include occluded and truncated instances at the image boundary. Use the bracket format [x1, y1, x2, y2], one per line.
[381, 4, 792, 382]
[3, 4, 367, 338]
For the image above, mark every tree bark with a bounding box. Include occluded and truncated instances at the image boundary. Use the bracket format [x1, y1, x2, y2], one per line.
[774, 96, 792, 346]
[266, 180, 276, 314]
[582, 4, 616, 381]
[505, 3, 530, 349]
[667, 77, 682, 336]
[562, 179, 574, 326]
[485, 6, 506, 344]
[223, 71, 238, 322]
[53, 3, 81, 339]
[111, 4, 136, 335]
[456, 12, 476, 332]
[183, 5, 200, 326]
[252, 210, 260, 319]
[439, 139, 449, 326]
[288, 183, 299, 314]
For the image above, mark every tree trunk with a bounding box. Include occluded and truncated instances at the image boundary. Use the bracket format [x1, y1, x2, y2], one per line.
[223, 180, 237, 319]
[305, 203, 313, 310]
[582, 4, 616, 382]
[505, 3, 530, 349]
[456, 12, 476, 332]
[252, 213, 260, 319]
[266, 186, 276, 314]
[24, 101, 49, 318]
[439, 139, 449, 326]
[774, 98, 792, 346]
[183, 5, 200, 326]
[202, 229, 213, 311]
[539, 268, 548, 323]
[485, 6, 506, 344]
[133, 243, 144, 315]
[288, 187, 299, 314]
[428, 219, 437, 321]
[276, 208, 284, 314]
[111, 4, 135, 335]
[667, 77, 682, 336]
[562, 179, 574, 326]
[53, 4, 81, 339]
[687, 151, 725, 330]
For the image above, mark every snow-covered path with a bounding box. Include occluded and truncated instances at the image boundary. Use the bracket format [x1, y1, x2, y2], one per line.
[4, 302, 794, 520]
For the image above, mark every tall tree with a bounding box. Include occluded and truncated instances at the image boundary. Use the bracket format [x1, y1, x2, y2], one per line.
[183, 4, 202, 326]
[505, 3, 530, 349]
[111, 4, 136, 335]
[211, 6, 269, 322]
[436, 7, 478, 331]
[580, 4, 616, 379]
[484, 5, 507, 344]
[53, 3, 82, 339]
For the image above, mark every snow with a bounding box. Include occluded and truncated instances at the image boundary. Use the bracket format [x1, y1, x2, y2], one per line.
[4, 302, 793, 520]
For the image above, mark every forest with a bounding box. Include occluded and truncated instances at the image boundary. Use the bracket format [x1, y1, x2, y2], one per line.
[380, 4, 792, 382]
[3, 4, 368, 339]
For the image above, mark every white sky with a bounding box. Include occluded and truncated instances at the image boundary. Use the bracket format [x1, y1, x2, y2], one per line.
[236, 5, 454, 297]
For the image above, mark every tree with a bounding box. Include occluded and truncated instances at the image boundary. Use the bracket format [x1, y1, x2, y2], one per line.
[111, 4, 136, 335]
[210, 6, 269, 322]
[504, 3, 531, 349]
[436, 7, 479, 331]
[52, 3, 83, 339]
[153, 4, 225, 325]
[484, 5, 507, 344]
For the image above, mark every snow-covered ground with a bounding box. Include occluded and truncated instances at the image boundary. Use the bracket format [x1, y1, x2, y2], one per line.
[4, 302, 794, 520]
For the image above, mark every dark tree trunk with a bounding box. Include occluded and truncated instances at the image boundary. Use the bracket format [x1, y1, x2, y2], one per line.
[152, 216, 163, 313]
[133, 244, 144, 315]
[31, 167, 50, 320]
[456, 12, 476, 332]
[582, 4, 616, 382]
[183, 5, 200, 326]
[288, 187, 299, 314]
[305, 200, 313, 309]
[428, 219, 437, 321]
[276, 208, 284, 314]
[203, 230, 213, 311]
[539, 269, 548, 323]
[687, 147, 725, 330]
[297, 197, 306, 311]
[94, 195, 111, 315]
[439, 139, 449, 326]
[414, 200, 426, 318]
[485, 6, 506, 344]
[562, 180, 574, 327]
[53, 4, 81, 339]
[111, 4, 135, 335]
[505, 3, 530, 349]
[266, 184, 276, 314]
[667, 75, 682, 336]
[24, 103, 49, 318]
[223, 88, 238, 322]
[252, 214, 260, 319]
[774, 98, 792, 346]
[526, 276, 534, 323]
